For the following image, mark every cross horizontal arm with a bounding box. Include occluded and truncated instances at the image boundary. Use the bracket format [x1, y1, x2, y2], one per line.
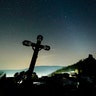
[22, 40, 50, 51]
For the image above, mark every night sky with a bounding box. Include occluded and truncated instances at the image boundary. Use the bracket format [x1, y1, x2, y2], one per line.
[0, 0, 96, 69]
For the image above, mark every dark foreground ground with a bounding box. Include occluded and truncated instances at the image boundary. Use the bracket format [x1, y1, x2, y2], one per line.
[0, 75, 96, 96]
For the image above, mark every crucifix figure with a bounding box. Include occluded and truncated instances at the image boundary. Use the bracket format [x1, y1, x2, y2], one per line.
[22, 35, 50, 79]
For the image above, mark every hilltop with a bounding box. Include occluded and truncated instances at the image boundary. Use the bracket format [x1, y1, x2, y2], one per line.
[50, 54, 96, 76]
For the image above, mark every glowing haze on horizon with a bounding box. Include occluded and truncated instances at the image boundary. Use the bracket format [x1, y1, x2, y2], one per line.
[0, 0, 96, 70]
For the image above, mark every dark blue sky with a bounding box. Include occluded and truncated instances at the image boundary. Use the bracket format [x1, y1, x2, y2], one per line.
[0, 0, 96, 69]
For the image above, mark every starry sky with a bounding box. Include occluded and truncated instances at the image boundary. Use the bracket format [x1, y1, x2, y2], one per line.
[0, 0, 96, 70]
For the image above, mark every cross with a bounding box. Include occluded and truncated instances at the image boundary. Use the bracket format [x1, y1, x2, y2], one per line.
[22, 35, 50, 79]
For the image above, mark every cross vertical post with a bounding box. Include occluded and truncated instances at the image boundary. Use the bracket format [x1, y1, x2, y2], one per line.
[22, 35, 50, 79]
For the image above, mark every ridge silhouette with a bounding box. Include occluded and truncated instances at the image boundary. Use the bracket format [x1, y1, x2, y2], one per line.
[52, 54, 96, 76]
